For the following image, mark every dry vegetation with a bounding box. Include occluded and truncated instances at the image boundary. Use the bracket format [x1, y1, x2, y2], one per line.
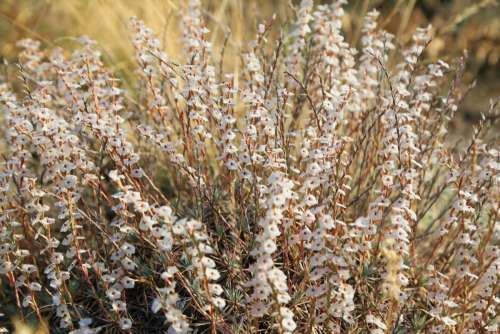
[0, 0, 499, 333]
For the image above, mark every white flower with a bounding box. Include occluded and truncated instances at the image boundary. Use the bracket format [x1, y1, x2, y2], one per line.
[119, 317, 132, 330]
[249, 302, 269, 317]
[151, 298, 162, 313]
[382, 175, 393, 187]
[304, 194, 318, 206]
[276, 292, 291, 303]
[366, 314, 387, 330]
[307, 162, 322, 175]
[208, 283, 223, 296]
[0, 261, 13, 274]
[112, 300, 127, 312]
[370, 329, 385, 334]
[205, 268, 220, 281]
[134, 201, 150, 213]
[440, 316, 457, 326]
[121, 257, 137, 270]
[109, 170, 124, 182]
[485, 324, 498, 332]
[213, 297, 226, 309]
[282, 317, 297, 331]
[62, 175, 77, 189]
[225, 160, 238, 170]
[101, 274, 116, 283]
[280, 307, 294, 319]
[260, 238, 276, 254]
[161, 266, 179, 280]
[201, 256, 216, 268]
[21, 264, 38, 273]
[131, 168, 144, 178]
[106, 288, 121, 300]
[121, 276, 135, 289]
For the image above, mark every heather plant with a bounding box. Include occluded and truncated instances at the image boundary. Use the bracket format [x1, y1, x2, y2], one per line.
[0, 0, 499, 333]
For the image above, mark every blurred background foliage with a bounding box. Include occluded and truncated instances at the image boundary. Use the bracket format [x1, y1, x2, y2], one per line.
[0, 1, 498, 332]
[0, 0, 498, 132]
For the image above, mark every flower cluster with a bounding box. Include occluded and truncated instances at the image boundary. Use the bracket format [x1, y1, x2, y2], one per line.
[0, 1, 498, 333]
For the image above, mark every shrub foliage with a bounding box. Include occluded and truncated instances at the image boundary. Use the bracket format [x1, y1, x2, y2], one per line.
[0, 0, 499, 333]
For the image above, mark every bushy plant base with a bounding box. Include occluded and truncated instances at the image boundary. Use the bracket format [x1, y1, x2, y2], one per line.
[0, 1, 498, 333]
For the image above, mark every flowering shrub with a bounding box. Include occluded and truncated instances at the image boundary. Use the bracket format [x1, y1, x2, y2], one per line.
[0, 0, 499, 333]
